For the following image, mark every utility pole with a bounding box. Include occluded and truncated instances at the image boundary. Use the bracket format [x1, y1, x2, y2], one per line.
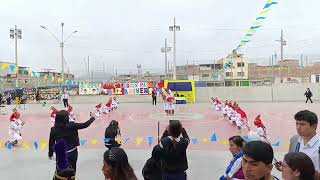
[87, 56, 90, 77]
[169, 17, 180, 80]
[161, 38, 171, 78]
[41, 23, 77, 90]
[276, 29, 286, 83]
[10, 25, 22, 88]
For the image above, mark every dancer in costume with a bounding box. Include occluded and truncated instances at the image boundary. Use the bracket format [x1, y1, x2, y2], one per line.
[6, 108, 25, 146]
[50, 106, 59, 126]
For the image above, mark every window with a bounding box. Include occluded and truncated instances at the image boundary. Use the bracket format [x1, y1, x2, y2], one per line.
[316, 75, 319, 83]
[237, 62, 245, 67]
[237, 72, 244, 76]
[202, 74, 209, 78]
[226, 72, 233, 77]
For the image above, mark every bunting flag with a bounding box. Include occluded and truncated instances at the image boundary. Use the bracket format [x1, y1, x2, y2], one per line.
[80, 140, 87, 146]
[192, 138, 198, 144]
[211, 133, 217, 142]
[34, 142, 39, 150]
[0, 141, 3, 150]
[234, 0, 279, 51]
[136, 136, 143, 145]
[221, 140, 229, 146]
[22, 68, 26, 75]
[256, 16, 266, 20]
[202, 138, 209, 143]
[9, 65, 16, 72]
[124, 138, 131, 144]
[259, 9, 270, 16]
[40, 141, 48, 150]
[148, 136, 153, 146]
[1, 63, 9, 70]
[250, 25, 262, 30]
[272, 141, 280, 147]
[32, 71, 37, 78]
[51, 76, 55, 82]
[7, 143, 12, 150]
[22, 142, 31, 150]
[91, 139, 98, 145]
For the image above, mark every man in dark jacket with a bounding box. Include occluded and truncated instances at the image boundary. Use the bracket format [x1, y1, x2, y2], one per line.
[142, 145, 162, 180]
[48, 110, 96, 171]
[304, 88, 313, 103]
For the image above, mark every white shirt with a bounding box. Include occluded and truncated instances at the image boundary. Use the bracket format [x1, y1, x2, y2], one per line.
[62, 93, 69, 99]
[298, 134, 320, 171]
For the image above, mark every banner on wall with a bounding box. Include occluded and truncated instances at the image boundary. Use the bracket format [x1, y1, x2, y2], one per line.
[79, 82, 102, 95]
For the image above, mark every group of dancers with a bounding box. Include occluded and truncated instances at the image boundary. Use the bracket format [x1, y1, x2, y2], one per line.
[211, 97, 269, 141]
[5, 96, 119, 147]
[92, 97, 118, 116]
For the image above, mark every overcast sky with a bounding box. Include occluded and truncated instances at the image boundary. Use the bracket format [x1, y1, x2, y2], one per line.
[1, 0, 320, 75]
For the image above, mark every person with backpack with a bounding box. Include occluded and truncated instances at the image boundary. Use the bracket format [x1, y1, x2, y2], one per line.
[159, 120, 189, 180]
[142, 145, 162, 180]
[304, 88, 313, 103]
[104, 120, 121, 149]
[275, 110, 320, 177]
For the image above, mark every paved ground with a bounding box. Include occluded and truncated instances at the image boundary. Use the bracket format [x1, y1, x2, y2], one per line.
[0, 100, 318, 179]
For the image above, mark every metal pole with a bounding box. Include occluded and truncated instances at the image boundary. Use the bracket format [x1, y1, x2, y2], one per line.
[88, 56, 90, 77]
[280, 29, 283, 83]
[173, 17, 176, 80]
[165, 38, 168, 77]
[15, 25, 18, 88]
[61, 23, 65, 90]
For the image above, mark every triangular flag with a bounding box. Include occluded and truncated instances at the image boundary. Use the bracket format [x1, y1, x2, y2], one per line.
[221, 140, 229, 146]
[211, 134, 217, 142]
[0, 141, 3, 150]
[250, 25, 262, 30]
[91, 139, 98, 145]
[148, 136, 153, 146]
[9, 65, 15, 72]
[284, 143, 290, 150]
[272, 141, 280, 147]
[32, 71, 36, 78]
[259, 9, 270, 16]
[22, 142, 31, 150]
[40, 141, 48, 150]
[136, 136, 143, 145]
[124, 138, 131, 144]
[80, 140, 87, 146]
[1, 63, 9, 70]
[192, 138, 198, 144]
[7, 143, 12, 150]
[256, 17, 266, 21]
[34, 141, 39, 150]
[202, 138, 209, 143]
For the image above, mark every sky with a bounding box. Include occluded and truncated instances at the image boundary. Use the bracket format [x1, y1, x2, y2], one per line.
[1, 0, 320, 76]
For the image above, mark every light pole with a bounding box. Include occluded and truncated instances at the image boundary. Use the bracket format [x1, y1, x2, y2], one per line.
[10, 25, 22, 87]
[161, 38, 172, 78]
[169, 17, 180, 80]
[40, 23, 77, 89]
[276, 29, 286, 83]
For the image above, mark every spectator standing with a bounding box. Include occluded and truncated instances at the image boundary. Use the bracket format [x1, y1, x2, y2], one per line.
[104, 120, 121, 149]
[62, 90, 69, 108]
[304, 88, 313, 103]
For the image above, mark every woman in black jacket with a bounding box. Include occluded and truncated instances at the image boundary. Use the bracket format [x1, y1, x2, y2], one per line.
[159, 120, 190, 180]
[104, 120, 121, 149]
[48, 110, 95, 171]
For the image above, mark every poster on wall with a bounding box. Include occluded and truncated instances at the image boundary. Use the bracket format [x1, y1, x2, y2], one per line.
[79, 82, 102, 95]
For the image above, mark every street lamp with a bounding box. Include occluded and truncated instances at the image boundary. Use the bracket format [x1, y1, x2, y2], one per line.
[169, 17, 180, 80]
[161, 38, 172, 78]
[40, 23, 77, 88]
[10, 25, 22, 87]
